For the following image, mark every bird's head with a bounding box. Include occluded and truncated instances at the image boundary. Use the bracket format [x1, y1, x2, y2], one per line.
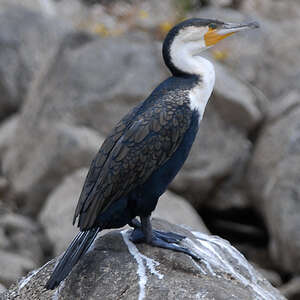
[163, 18, 259, 76]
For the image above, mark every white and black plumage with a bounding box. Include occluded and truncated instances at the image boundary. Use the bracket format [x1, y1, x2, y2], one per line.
[46, 18, 259, 290]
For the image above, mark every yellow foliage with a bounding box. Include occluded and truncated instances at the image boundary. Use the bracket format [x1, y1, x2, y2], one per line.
[138, 10, 149, 19]
[92, 23, 109, 37]
[212, 49, 228, 61]
[159, 21, 174, 35]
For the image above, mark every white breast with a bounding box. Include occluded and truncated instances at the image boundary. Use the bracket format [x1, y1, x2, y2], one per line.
[188, 57, 215, 121]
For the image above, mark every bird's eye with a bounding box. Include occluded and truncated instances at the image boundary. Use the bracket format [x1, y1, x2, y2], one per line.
[209, 23, 217, 29]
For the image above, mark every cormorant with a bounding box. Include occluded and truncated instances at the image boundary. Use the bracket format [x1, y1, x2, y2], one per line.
[46, 18, 259, 290]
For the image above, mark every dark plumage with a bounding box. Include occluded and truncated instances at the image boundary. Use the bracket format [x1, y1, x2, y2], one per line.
[73, 75, 199, 231]
[46, 17, 259, 290]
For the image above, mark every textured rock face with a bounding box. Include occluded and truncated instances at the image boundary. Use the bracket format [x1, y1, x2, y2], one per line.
[213, 61, 263, 132]
[170, 104, 251, 208]
[4, 122, 103, 216]
[196, 7, 300, 99]
[40, 168, 208, 257]
[247, 94, 300, 273]
[0, 4, 70, 121]
[0, 116, 18, 158]
[0, 213, 46, 287]
[2, 31, 165, 216]
[4, 220, 285, 300]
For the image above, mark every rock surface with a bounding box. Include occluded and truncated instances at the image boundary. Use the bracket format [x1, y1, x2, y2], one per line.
[0, 283, 6, 294]
[213, 61, 263, 132]
[0, 116, 18, 158]
[4, 220, 285, 300]
[170, 104, 251, 208]
[195, 7, 300, 99]
[0, 4, 70, 121]
[1, 0, 300, 297]
[4, 123, 103, 216]
[247, 93, 300, 273]
[3, 31, 164, 216]
[0, 213, 46, 287]
[40, 168, 209, 257]
[0, 250, 35, 288]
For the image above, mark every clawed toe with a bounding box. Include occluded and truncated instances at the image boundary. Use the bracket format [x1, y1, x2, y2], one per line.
[153, 230, 185, 243]
[151, 237, 201, 260]
[129, 226, 200, 260]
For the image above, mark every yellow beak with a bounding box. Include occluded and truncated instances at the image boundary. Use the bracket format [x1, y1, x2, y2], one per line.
[204, 21, 259, 47]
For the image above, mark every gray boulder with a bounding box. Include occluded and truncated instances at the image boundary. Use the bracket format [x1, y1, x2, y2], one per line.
[213, 61, 263, 132]
[40, 168, 208, 257]
[0, 283, 6, 294]
[4, 220, 285, 300]
[241, 0, 300, 20]
[247, 92, 300, 272]
[4, 123, 103, 216]
[3, 31, 165, 216]
[0, 250, 35, 288]
[170, 104, 251, 209]
[0, 116, 18, 159]
[0, 213, 44, 265]
[153, 191, 209, 233]
[39, 168, 89, 256]
[195, 7, 300, 99]
[0, 4, 70, 121]
[0, 0, 56, 16]
[0, 212, 47, 288]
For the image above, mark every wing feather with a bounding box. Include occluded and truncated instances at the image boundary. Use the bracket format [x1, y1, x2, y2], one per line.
[74, 99, 192, 230]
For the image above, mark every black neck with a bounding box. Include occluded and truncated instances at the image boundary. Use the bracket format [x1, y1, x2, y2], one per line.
[163, 34, 189, 76]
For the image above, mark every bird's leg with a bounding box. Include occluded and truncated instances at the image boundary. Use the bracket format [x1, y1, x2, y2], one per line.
[129, 216, 200, 260]
[141, 216, 153, 243]
[129, 218, 185, 243]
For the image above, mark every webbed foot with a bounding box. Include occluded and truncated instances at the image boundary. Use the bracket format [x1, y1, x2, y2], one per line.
[129, 217, 200, 260]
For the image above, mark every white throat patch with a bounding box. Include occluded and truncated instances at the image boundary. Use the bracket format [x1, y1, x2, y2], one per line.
[188, 56, 215, 120]
[169, 26, 215, 118]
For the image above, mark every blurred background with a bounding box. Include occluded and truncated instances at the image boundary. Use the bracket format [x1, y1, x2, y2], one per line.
[0, 0, 300, 298]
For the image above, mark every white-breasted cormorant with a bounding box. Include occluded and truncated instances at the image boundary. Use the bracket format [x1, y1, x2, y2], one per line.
[46, 18, 259, 289]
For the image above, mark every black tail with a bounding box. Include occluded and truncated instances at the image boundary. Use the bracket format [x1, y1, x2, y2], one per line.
[45, 228, 100, 289]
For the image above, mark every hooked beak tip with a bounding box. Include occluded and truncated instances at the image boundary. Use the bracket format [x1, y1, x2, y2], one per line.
[218, 20, 260, 35]
[247, 21, 260, 29]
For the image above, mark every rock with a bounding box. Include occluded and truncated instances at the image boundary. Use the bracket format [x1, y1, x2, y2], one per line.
[4, 220, 285, 300]
[170, 104, 251, 209]
[0, 213, 45, 266]
[246, 92, 300, 208]
[252, 265, 282, 288]
[0, 116, 18, 159]
[0, 0, 57, 16]
[134, 0, 177, 31]
[153, 191, 209, 233]
[0, 4, 70, 121]
[0, 283, 6, 293]
[246, 93, 300, 272]
[279, 276, 300, 300]
[0, 249, 35, 287]
[241, 0, 300, 20]
[213, 61, 263, 132]
[3, 31, 164, 216]
[194, 7, 300, 99]
[0, 177, 9, 198]
[39, 169, 88, 256]
[4, 123, 103, 216]
[40, 168, 208, 256]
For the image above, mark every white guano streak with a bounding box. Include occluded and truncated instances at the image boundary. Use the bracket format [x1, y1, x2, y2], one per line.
[18, 260, 53, 291]
[190, 231, 278, 300]
[121, 230, 163, 300]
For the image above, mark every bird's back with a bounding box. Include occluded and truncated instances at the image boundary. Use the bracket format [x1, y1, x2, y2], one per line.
[73, 74, 201, 230]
